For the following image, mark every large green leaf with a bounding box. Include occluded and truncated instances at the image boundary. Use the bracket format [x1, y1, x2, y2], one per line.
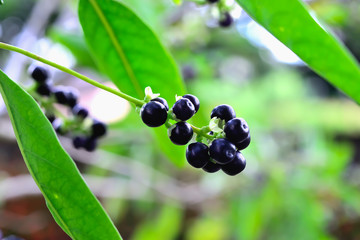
[78, 0, 187, 166]
[78, 0, 185, 101]
[236, 0, 360, 103]
[0, 70, 122, 240]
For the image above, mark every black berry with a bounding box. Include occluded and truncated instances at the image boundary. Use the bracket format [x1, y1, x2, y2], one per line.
[169, 122, 193, 145]
[72, 105, 89, 119]
[202, 161, 221, 173]
[46, 114, 56, 123]
[36, 83, 52, 96]
[141, 101, 168, 127]
[186, 142, 209, 168]
[172, 98, 195, 121]
[210, 104, 236, 122]
[221, 151, 246, 176]
[224, 118, 249, 143]
[52, 119, 64, 134]
[183, 94, 200, 113]
[54, 88, 68, 105]
[91, 120, 107, 138]
[73, 136, 86, 149]
[53, 87, 78, 107]
[66, 89, 78, 108]
[219, 12, 233, 28]
[207, 0, 219, 3]
[31, 66, 48, 83]
[235, 135, 251, 150]
[151, 97, 169, 111]
[209, 138, 236, 164]
[84, 137, 97, 152]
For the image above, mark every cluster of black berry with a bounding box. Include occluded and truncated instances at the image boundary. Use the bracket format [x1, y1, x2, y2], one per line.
[29, 66, 107, 152]
[206, 0, 233, 28]
[140, 90, 250, 176]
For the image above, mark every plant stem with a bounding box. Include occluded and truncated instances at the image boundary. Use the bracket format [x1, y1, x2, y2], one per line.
[0, 42, 215, 142]
[191, 124, 214, 140]
[0, 42, 145, 107]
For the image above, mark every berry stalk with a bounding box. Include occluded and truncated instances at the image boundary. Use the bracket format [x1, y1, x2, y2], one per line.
[0, 42, 145, 107]
[0, 42, 216, 142]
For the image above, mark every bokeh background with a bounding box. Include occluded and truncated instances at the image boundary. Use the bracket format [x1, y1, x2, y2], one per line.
[1, 0, 360, 239]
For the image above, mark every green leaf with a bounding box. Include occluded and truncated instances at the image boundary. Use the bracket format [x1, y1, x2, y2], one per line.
[236, 0, 360, 103]
[0, 70, 122, 240]
[78, 0, 186, 102]
[78, 0, 187, 166]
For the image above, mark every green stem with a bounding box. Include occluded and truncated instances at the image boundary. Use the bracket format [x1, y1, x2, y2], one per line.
[0, 42, 145, 107]
[191, 124, 214, 140]
[0, 42, 216, 142]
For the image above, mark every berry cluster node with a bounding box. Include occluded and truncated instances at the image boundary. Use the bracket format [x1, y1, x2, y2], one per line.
[29, 65, 107, 152]
[139, 87, 251, 176]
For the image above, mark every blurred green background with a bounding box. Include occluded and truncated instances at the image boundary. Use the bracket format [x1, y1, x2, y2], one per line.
[0, 0, 360, 239]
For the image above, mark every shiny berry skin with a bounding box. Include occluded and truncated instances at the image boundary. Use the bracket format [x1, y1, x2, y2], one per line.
[66, 90, 78, 108]
[84, 137, 97, 152]
[53, 87, 78, 107]
[91, 120, 107, 138]
[46, 114, 56, 123]
[235, 135, 251, 150]
[141, 101, 168, 127]
[224, 118, 249, 143]
[31, 66, 48, 83]
[72, 105, 89, 119]
[53, 88, 68, 105]
[202, 161, 221, 173]
[73, 136, 86, 149]
[169, 122, 193, 145]
[221, 151, 246, 176]
[210, 104, 236, 122]
[186, 142, 209, 168]
[183, 94, 200, 113]
[36, 83, 52, 96]
[219, 12, 233, 28]
[151, 97, 169, 111]
[52, 119, 64, 134]
[209, 138, 236, 164]
[172, 98, 195, 121]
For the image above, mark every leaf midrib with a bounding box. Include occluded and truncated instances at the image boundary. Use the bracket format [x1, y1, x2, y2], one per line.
[88, 0, 144, 98]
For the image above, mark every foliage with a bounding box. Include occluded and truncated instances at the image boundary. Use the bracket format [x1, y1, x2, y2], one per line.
[0, 0, 359, 239]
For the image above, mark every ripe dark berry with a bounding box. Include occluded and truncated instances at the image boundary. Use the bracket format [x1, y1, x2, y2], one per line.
[202, 161, 221, 173]
[53, 87, 78, 107]
[91, 120, 107, 138]
[66, 89, 78, 108]
[151, 97, 169, 111]
[221, 151, 246, 176]
[172, 98, 195, 121]
[46, 114, 56, 123]
[73, 136, 86, 149]
[141, 101, 168, 127]
[72, 105, 89, 119]
[31, 66, 48, 83]
[54, 89, 68, 104]
[52, 119, 64, 134]
[36, 83, 52, 96]
[209, 138, 236, 164]
[186, 142, 209, 168]
[219, 12, 233, 28]
[224, 118, 249, 143]
[183, 94, 200, 113]
[235, 135, 251, 150]
[207, 0, 219, 3]
[210, 104, 236, 122]
[84, 137, 97, 152]
[169, 122, 193, 145]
